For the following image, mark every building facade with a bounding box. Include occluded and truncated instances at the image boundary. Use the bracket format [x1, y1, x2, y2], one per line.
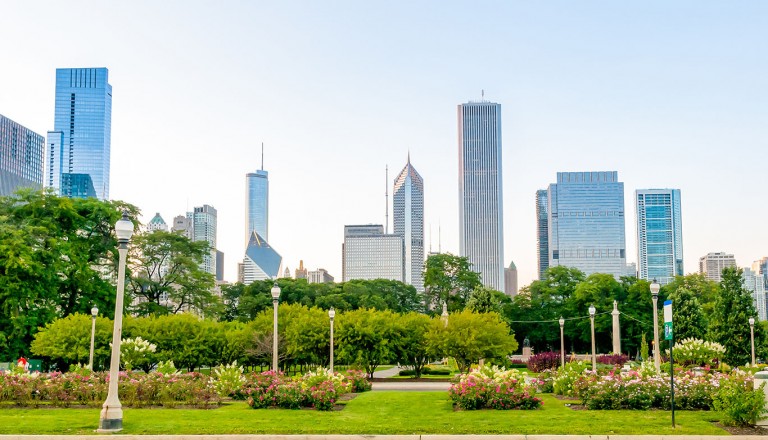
[342, 224, 404, 282]
[504, 261, 518, 297]
[393, 156, 425, 292]
[635, 189, 684, 285]
[547, 171, 627, 278]
[308, 268, 334, 284]
[47, 68, 112, 200]
[245, 169, 268, 244]
[295, 260, 308, 280]
[458, 101, 504, 291]
[147, 213, 168, 232]
[187, 205, 218, 276]
[0, 114, 44, 196]
[743, 267, 767, 321]
[699, 252, 736, 282]
[536, 189, 549, 280]
[241, 231, 282, 284]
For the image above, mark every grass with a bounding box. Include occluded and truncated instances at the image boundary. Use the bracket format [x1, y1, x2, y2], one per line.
[0, 392, 728, 436]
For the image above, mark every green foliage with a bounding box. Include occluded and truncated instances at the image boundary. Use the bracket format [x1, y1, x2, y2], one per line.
[155, 360, 179, 376]
[117, 336, 157, 371]
[712, 374, 766, 427]
[136, 313, 226, 371]
[211, 361, 245, 397]
[336, 308, 400, 378]
[666, 338, 725, 367]
[465, 286, 503, 314]
[427, 310, 517, 373]
[708, 267, 766, 365]
[552, 361, 588, 396]
[640, 333, 649, 361]
[423, 253, 482, 311]
[393, 312, 432, 377]
[668, 287, 706, 340]
[30, 313, 112, 371]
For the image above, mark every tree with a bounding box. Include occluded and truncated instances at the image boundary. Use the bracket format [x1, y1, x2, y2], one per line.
[394, 312, 433, 377]
[138, 314, 226, 371]
[668, 287, 706, 340]
[127, 230, 218, 317]
[427, 310, 517, 373]
[336, 308, 401, 378]
[30, 313, 113, 371]
[424, 253, 482, 312]
[466, 287, 503, 314]
[708, 267, 767, 366]
[663, 274, 718, 321]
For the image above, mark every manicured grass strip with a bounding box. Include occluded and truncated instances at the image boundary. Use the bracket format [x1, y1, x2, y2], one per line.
[0, 392, 728, 435]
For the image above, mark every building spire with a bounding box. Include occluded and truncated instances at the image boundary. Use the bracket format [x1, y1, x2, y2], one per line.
[260, 142, 264, 170]
[385, 164, 389, 234]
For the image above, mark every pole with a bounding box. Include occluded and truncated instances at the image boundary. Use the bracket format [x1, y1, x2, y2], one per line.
[652, 294, 660, 372]
[751, 321, 756, 367]
[98, 243, 128, 432]
[559, 318, 565, 368]
[330, 316, 334, 373]
[89, 313, 97, 371]
[590, 314, 596, 373]
[272, 298, 279, 372]
[670, 337, 675, 428]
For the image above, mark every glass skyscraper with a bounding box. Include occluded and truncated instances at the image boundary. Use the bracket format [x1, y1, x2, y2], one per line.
[342, 225, 404, 282]
[187, 205, 217, 276]
[47, 67, 112, 200]
[635, 189, 683, 285]
[245, 169, 269, 245]
[393, 155, 424, 292]
[458, 101, 504, 291]
[0, 114, 44, 196]
[536, 189, 549, 280]
[547, 171, 626, 278]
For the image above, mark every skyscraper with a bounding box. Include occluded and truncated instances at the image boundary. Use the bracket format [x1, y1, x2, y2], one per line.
[342, 225, 404, 282]
[458, 100, 504, 291]
[547, 171, 627, 278]
[188, 205, 217, 276]
[0, 114, 44, 196]
[536, 189, 549, 280]
[393, 155, 424, 292]
[635, 189, 684, 285]
[245, 169, 269, 244]
[147, 213, 168, 232]
[699, 252, 736, 282]
[743, 267, 766, 321]
[47, 68, 112, 200]
[241, 231, 282, 283]
[504, 261, 518, 297]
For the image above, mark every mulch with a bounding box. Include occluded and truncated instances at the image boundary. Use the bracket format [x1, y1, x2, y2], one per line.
[716, 423, 768, 436]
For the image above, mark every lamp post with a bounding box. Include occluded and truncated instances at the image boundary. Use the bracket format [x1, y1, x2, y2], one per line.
[329, 307, 335, 373]
[589, 304, 596, 373]
[559, 316, 565, 368]
[98, 211, 133, 433]
[650, 279, 661, 372]
[750, 317, 756, 367]
[271, 281, 281, 372]
[89, 306, 98, 371]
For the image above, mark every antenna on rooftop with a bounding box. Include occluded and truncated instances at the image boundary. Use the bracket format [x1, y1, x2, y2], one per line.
[385, 165, 389, 234]
[260, 142, 264, 170]
[481, 89, 485, 100]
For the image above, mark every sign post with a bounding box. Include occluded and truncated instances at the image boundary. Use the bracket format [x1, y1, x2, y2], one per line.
[664, 299, 675, 428]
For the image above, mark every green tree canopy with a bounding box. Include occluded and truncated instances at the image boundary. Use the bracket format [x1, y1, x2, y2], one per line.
[424, 253, 482, 312]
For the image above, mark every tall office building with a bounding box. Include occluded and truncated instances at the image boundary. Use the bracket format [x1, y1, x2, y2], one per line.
[504, 261, 518, 297]
[699, 252, 736, 282]
[536, 189, 549, 280]
[245, 169, 269, 244]
[393, 155, 425, 292]
[635, 189, 684, 285]
[241, 231, 282, 283]
[308, 268, 334, 284]
[47, 68, 112, 199]
[342, 225, 404, 282]
[295, 260, 308, 280]
[743, 267, 767, 321]
[458, 100, 504, 291]
[187, 205, 218, 276]
[547, 171, 627, 278]
[147, 213, 168, 232]
[0, 114, 44, 196]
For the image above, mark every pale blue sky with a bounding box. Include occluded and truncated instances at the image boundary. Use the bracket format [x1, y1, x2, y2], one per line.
[1, 1, 766, 286]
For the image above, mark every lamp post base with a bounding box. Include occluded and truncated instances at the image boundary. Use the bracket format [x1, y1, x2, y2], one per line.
[98, 406, 123, 432]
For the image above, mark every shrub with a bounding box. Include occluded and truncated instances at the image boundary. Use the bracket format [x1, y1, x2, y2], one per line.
[537, 369, 556, 393]
[306, 380, 337, 411]
[552, 361, 588, 396]
[211, 361, 245, 398]
[398, 369, 416, 376]
[423, 366, 452, 375]
[115, 336, 156, 371]
[449, 365, 541, 410]
[155, 360, 179, 376]
[302, 367, 350, 394]
[344, 369, 372, 392]
[275, 381, 304, 409]
[527, 352, 561, 372]
[713, 373, 766, 426]
[596, 354, 629, 366]
[668, 338, 726, 367]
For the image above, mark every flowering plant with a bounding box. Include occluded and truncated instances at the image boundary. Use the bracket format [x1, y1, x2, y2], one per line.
[527, 352, 561, 372]
[666, 338, 725, 367]
[449, 365, 541, 410]
[344, 369, 372, 392]
[111, 336, 156, 371]
[211, 361, 245, 398]
[552, 361, 588, 396]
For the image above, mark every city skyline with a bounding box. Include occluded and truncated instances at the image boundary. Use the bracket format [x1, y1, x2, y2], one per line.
[1, 2, 766, 287]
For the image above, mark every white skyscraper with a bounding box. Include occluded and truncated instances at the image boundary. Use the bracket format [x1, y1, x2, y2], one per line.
[393, 155, 424, 292]
[458, 100, 504, 291]
[699, 252, 736, 282]
[743, 267, 767, 321]
[187, 205, 217, 276]
[342, 225, 404, 282]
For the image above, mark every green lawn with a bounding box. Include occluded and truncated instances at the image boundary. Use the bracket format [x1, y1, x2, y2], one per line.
[0, 392, 727, 436]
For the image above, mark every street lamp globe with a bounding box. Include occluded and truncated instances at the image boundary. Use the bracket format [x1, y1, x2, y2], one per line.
[559, 317, 565, 327]
[114, 211, 133, 242]
[328, 307, 335, 319]
[749, 317, 756, 326]
[588, 304, 596, 317]
[91, 306, 99, 317]
[271, 282, 281, 300]
[649, 280, 660, 296]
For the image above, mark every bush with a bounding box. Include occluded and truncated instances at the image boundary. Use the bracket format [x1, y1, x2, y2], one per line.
[449, 365, 541, 410]
[527, 352, 560, 373]
[713, 373, 766, 426]
[668, 338, 726, 367]
[537, 369, 556, 393]
[398, 369, 416, 377]
[306, 380, 337, 411]
[596, 354, 629, 366]
[211, 361, 245, 398]
[552, 361, 588, 396]
[344, 369, 372, 392]
[423, 366, 452, 375]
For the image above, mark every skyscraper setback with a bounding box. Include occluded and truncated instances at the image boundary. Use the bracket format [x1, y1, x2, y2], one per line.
[458, 100, 504, 291]
[546, 171, 627, 279]
[47, 68, 112, 200]
[393, 156, 424, 292]
[246, 147, 269, 245]
[635, 189, 683, 285]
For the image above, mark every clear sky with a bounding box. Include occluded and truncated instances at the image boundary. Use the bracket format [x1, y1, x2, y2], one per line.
[1, 1, 766, 287]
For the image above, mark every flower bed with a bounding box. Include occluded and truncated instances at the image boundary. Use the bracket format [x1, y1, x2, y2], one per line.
[449, 365, 542, 410]
[240, 368, 371, 411]
[0, 370, 220, 408]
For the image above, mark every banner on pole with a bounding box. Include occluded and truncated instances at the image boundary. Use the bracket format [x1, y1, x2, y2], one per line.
[664, 300, 673, 341]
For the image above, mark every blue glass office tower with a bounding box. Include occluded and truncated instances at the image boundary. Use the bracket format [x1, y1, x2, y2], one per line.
[547, 171, 626, 278]
[536, 189, 549, 280]
[635, 189, 683, 285]
[47, 68, 112, 200]
[0, 114, 45, 196]
[458, 101, 504, 291]
[245, 169, 269, 245]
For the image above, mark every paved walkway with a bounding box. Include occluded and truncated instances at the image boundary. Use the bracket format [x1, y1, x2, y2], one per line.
[371, 366, 403, 378]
